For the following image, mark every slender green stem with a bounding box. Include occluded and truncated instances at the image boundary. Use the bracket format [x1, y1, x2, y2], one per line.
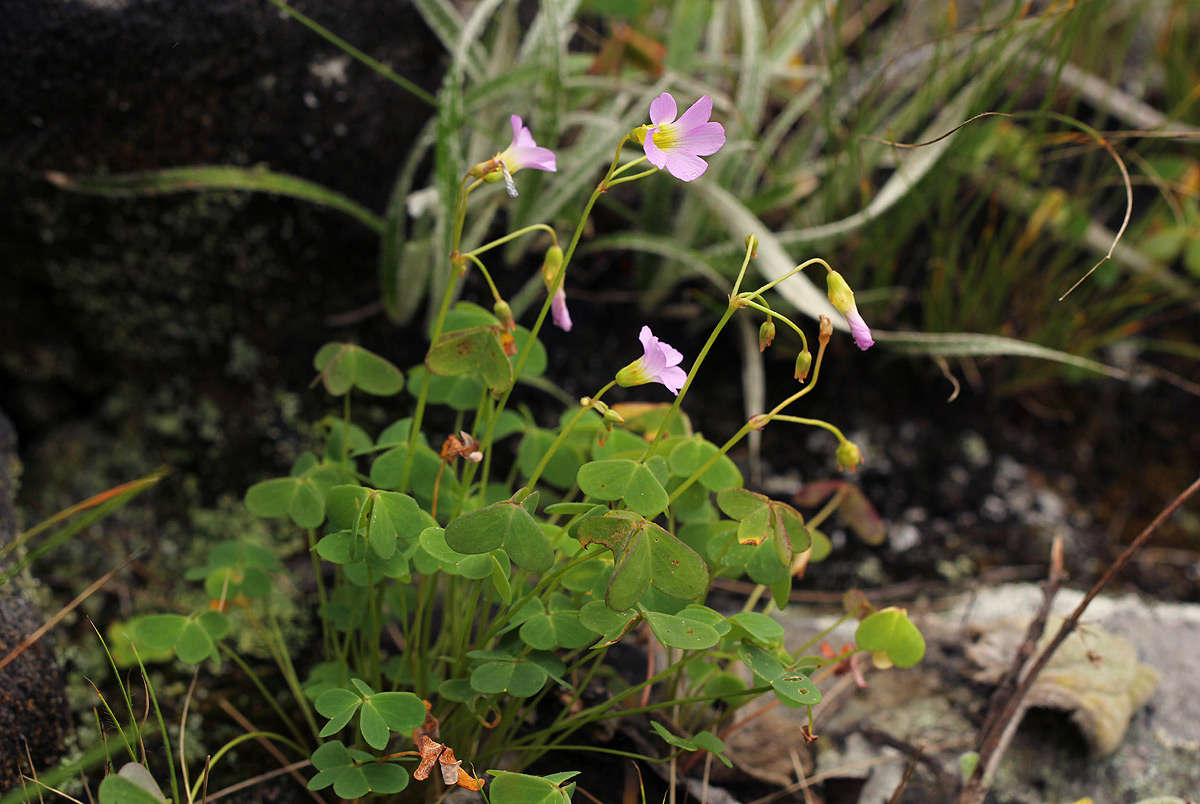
[464, 223, 558, 258]
[738, 297, 809, 353]
[462, 252, 503, 303]
[187, 731, 307, 801]
[524, 381, 615, 490]
[266, 611, 320, 740]
[748, 257, 832, 298]
[131, 651, 180, 804]
[476, 136, 631, 493]
[265, 0, 436, 106]
[770, 414, 847, 443]
[791, 612, 854, 661]
[306, 529, 330, 658]
[610, 155, 649, 178]
[606, 167, 659, 187]
[729, 236, 757, 297]
[217, 645, 307, 749]
[401, 176, 482, 492]
[805, 486, 847, 530]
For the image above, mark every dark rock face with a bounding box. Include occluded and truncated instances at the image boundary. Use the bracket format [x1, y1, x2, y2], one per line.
[0, 411, 71, 792]
[1, 0, 443, 502]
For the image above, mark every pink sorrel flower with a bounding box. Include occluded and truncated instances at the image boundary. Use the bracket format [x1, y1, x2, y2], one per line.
[499, 115, 556, 172]
[616, 326, 688, 396]
[550, 287, 573, 332]
[640, 93, 725, 182]
[825, 269, 874, 351]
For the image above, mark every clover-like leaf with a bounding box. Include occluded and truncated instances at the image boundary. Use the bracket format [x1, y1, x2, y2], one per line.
[245, 476, 325, 528]
[426, 326, 513, 393]
[855, 607, 925, 668]
[313, 342, 404, 397]
[668, 436, 743, 491]
[469, 659, 547, 698]
[577, 459, 670, 518]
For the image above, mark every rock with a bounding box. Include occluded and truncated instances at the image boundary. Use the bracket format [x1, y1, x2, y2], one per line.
[762, 583, 1200, 803]
[0, 410, 71, 792]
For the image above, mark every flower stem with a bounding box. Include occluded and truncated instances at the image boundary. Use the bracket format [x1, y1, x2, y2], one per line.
[748, 257, 832, 298]
[464, 223, 558, 258]
[738, 297, 809, 353]
[524, 381, 616, 490]
[475, 136, 631, 493]
[400, 176, 482, 492]
[461, 252, 503, 303]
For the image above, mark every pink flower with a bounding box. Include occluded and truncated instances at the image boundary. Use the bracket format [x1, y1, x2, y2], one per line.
[499, 115, 557, 174]
[825, 269, 874, 351]
[640, 93, 725, 182]
[550, 287, 573, 332]
[846, 308, 874, 351]
[616, 326, 688, 396]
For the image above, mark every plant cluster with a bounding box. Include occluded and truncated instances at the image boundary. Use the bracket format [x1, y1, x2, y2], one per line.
[104, 93, 924, 802]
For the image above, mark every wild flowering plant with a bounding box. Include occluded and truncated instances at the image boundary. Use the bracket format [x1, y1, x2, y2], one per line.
[119, 92, 922, 803]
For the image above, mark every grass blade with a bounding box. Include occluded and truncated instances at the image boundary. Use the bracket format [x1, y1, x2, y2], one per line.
[45, 167, 383, 234]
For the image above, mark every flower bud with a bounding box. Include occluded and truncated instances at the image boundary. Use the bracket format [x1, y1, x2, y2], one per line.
[602, 407, 626, 425]
[825, 270, 855, 314]
[758, 320, 775, 352]
[493, 299, 516, 330]
[835, 440, 862, 472]
[541, 245, 564, 286]
[744, 234, 758, 258]
[794, 349, 813, 382]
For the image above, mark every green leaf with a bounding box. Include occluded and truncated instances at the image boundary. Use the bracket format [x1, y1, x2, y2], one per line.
[98, 774, 168, 804]
[728, 612, 784, 646]
[426, 326, 513, 392]
[645, 610, 720, 650]
[650, 720, 697, 750]
[244, 476, 325, 528]
[605, 527, 652, 611]
[360, 763, 410, 794]
[175, 620, 215, 664]
[737, 644, 786, 682]
[772, 671, 822, 706]
[315, 530, 357, 565]
[518, 428, 583, 489]
[577, 459, 669, 518]
[646, 522, 709, 601]
[134, 614, 186, 652]
[47, 165, 385, 233]
[855, 608, 926, 668]
[313, 342, 405, 396]
[490, 552, 512, 604]
[519, 611, 598, 650]
[445, 502, 551, 571]
[668, 436, 742, 491]
[488, 771, 571, 804]
[470, 660, 547, 697]
[578, 600, 638, 644]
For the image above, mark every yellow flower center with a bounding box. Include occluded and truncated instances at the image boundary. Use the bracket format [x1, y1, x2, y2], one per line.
[651, 123, 680, 152]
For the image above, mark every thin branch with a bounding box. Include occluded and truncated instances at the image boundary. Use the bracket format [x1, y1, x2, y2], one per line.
[959, 475, 1200, 803]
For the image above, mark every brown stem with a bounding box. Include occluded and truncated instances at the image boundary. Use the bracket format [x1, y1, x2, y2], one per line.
[959, 474, 1200, 804]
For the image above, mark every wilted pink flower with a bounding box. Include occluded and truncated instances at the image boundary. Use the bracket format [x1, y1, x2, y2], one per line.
[499, 115, 557, 174]
[616, 326, 687, 395]
[640, 93, 725, 182]
[825, 269, 874, 351]
[550, 287, 572, 332]
[845, 309, 874, 351]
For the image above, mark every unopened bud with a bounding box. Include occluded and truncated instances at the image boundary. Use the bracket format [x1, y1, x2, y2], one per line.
[819, 315, 833, 344]
[602, 407, 626, 425]
[744, 234, 758, 258]
[835, 440, 862, 473]
[825, 269, 855, 315]
[758, 320, 775, 352]
[794, 349, 812, 382]
[494, 299, 516, 330]
[541, 245, 564, 286]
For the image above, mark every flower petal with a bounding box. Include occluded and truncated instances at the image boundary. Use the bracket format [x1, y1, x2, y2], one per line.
[664, 150, 709, 182]
[638, 327, 667, 375]
[657, 339, 683, 367]
[642, 129, 668, 169]
[509, 145, 557, 172]
[649, 92, 677, 126]
[677, 121, 725, 157]
[551, 288, 573, 331]
[509, 115, 524, 144]
[674, 95, 713, 131]
[847, 308, 874, 351]
[656, 365, 688, 396]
